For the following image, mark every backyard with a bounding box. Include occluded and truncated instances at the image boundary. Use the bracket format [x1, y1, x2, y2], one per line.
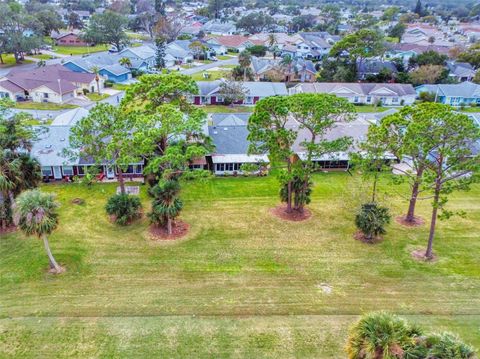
[0, 173, 479, 358]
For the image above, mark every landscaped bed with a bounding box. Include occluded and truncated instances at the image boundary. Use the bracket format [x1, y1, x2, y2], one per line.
[1, 173, 479, 357]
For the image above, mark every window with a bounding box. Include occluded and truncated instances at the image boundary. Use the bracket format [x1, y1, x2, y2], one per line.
[245, 96, 253, 104]
[126, 165, 134, 174]
[226, 163, 234, 171]
[354, 96, 359, 103]
[392, 97, 399, 103]
[216, 96, 224, 102]
[41, 166, 52, 176]
[62, 166, 73, 176]
[77, 166, 86, 175]
[216, 163, 225, 171]
[43, 93, 49, 98]
[366, 96, 372, 103]
[135, 165, 143, 174]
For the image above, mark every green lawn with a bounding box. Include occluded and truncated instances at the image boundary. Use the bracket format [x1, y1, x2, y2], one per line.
[112, 83, 131, 91]
[13, 102, 77, 110]
[52, 44, 109, 55]
[217, 55, 233, 60]
[0, 54, 33, 68]
[86, 93, 110, 101]
[354, 105, 390, 113]
[30, 54, 56, 60]
[203, 105, 253, 113]
[190, 70, 231, 81]
[1, 173, 479, 357]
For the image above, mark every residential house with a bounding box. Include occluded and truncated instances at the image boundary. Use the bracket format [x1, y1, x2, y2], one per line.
[207, 112, 375, 175]
[193, 80, 288, 105]
[207, 113, 268, 175]
[416, 81, 480, 106]
[63, 53, 133, 83]
[166, 40, 194, 64]
[290, 32, 338, 60]
[401, 23, 451, 47]
[250, 56, 317, 82]
[0, 65, 100, 104]
[206, 35, 263, 53]
[50, 29, 88, 46]
[118, 45, 156, 69]
[356, 59, 398, 80]
[386, 43, 453, 65]
[202, 20, 237, 35]
[446, 61, 476, 82]
[32, 125, 144, 181]
[290, 82, 417, 106]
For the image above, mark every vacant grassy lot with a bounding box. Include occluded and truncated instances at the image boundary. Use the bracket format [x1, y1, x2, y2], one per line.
[1, 173, 479, 358]
[0, 54, 33, 68]
[52, 44, 109, 55]
[13, 102, 77, 110]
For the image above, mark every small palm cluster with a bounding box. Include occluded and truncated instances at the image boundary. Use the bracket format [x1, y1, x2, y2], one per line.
[346, 312, 477, 359]
[149, 179, 183, 235]
[355, 202, 391, 241]
[105, 193, 142, 226]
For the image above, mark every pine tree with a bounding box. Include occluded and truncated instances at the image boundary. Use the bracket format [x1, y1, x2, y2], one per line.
[155, 37, 166, 70]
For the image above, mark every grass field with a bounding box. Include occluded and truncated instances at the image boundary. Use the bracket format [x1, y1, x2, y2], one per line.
[0, 54, 33, 68]
[29, 54, 57, 60]
[190, 70, 231, 81]
[86, 93, 110, 101]
[52, 44, 109, 55]
[13, 102, 77, 110]
[203, 105, 254, 113]
[0, 173, 479, 358]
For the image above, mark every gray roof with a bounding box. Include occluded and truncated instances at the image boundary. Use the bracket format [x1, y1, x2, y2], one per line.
[202, 20, 236, 34]
[293, 82, 416, 96]
[417, 81, 480, 98]
[197, 80, 288, 97]
[51, 108, 89, 126]
[210, 113, 250, 127]
[31, 126, 77, 167]
[357, 59, 398, 75]
[64, 53, 133, 74]
[119, 45, 155, 60]
[447, 62, 476, 78]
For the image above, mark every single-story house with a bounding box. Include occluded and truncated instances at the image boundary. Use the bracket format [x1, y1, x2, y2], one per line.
[166, 40, 194, 64]
[206, 35, 263, 52]
[207, 113, 268, 175]
[32, 125, 144, 181]
[207, 112, 376, 175]
[251, 56, 317, 82]
[202, 20, 237, 35]
[50, 30, 88, 47]
[193, 80, 288, 106]
[63, 53, 132, 83]
[356, 59, 398, 80]
[446, 61, 476, 82]
[118, 45, 156, 69]
[290, 82, 416, 106]
[416, 81, 480, 106]
[0, 65, 100, 104]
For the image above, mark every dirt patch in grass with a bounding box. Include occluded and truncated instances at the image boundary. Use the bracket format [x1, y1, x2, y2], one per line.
[396, 215, 425, 227]
[270, 205, 312, 222]
[411, 249, 437, 262]
[150, 221, 189, 240]
[353, 230, 383, 244]
[71, 198, 85, 205]
[47, 265, 66, 274]
[0, 225, 17, 236]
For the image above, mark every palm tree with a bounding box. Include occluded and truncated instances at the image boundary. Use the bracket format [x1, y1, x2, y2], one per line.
[238, 50, 252, 81]
[346, 312, 422, 359]
[119, 57, 132, 68]
[149, 179, 183, 235]
[14, 190, 63, 273]
[280, 54, 293, 81]
[90, 66, 101, 95]
[268, 33, 278, 59]
[0, 151, 21, 229]
[355, 202, 391, 242]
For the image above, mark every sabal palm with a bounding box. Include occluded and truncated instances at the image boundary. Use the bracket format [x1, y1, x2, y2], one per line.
[0, 150, 22, 228]
[14, 190, 62, 273]
[238, 50, 252, 81]
[149, 179, 183, 235]
[346, 312, 421, 359]
[119, 57, 132, 68]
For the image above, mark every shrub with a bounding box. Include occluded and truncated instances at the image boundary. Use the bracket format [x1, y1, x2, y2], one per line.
[105, 194, 142, 226]
[104, 80, 114, 88]
[355, 202, 391, 241]
[82, 88, 89, 95]
[346, 312, 423, 359]
[346, 313, 477, 359]
[419, 91, 436, 103]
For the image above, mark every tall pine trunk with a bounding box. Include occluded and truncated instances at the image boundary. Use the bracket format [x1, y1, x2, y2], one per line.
[286, 159, 292, 213]
[406, 166, 424, 222]
[42, 235, 62, 272]
[426, 179, 441, 259]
